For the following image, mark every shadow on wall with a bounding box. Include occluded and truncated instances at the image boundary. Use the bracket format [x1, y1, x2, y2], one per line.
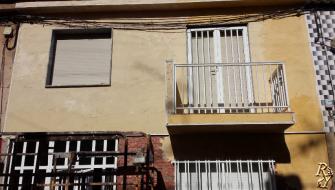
[274, 174, 303, 190]
[170, 133, 290, 163]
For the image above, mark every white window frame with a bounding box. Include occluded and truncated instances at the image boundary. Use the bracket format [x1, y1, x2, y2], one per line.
[186, 26, 254, 111]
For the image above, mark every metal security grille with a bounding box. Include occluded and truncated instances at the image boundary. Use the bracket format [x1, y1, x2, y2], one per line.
[0, 132, 157, 190]
[174, 160, 276, 190]
[5, 139, 117, 190]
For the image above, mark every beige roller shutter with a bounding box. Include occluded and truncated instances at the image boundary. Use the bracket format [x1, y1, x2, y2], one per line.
[51, 36, 111, 86]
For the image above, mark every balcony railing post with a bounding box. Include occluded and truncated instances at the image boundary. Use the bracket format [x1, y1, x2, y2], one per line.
[281, 63, 290, 111]
[165, 59, 176, 114]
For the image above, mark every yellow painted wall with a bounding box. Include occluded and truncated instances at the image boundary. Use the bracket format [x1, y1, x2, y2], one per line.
[4, 14, 325, 134]
[4, 24, 186, 133]
[3, 9, 330, 190]
[277, 134, 329, 190]
[249, 16, 324, 132]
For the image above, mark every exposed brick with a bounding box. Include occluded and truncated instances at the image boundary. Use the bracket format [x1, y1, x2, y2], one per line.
[116, 136, 174, 190]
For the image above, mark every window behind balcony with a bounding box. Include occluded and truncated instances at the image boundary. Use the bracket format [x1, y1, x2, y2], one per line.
[185, 27, 253, 113]
[47, 28, 112, 87]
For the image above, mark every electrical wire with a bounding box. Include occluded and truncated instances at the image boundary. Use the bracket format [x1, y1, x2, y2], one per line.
[0, 38, 7, 130]
[0, 6, 308, 31]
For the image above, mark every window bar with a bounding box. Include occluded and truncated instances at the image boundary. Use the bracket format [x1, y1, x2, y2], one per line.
[3, 140, 13, 190]
[18, 142, 27, 187]
[194, 160, 197, 190]
[204, 161, 208, 190]
[262, 161, 266, 190]
[198, 161, 202, 190]
[259, 160, 264, 190]
[207, 31, 213, 113]
[64, 141, 70, 166]
[103, 140, 107, 169]
[224, 162, 228, 190]
[201, 32, 207, 112]
[211, 162, 214, 190]
[216, 161, 220, 190]
[228, 160, 232, 189]
[186, 160, 190, 190]
[31, 141, 39, 186]
[267, 162, 273, 190]
[247, 161, 252, 190]
[173, 65, 177, 113]
[91, 140, 96, 174]
[195, 32, 201, 113]
[76, 141, 81, 167]
[268, 64, 273, 112]
[236, 30, 244, 111]
[174, 162, 177, 190]
[187, 31, 193, 114]
[177, 162, 180, 190]
[239, 160, 244, 190]
[182, 67, 186, 114]
[113, 140, 118, 190]
[262, 64, 268, 113]
[45, 141, 55, 188]
[236, 160, 240, 189]
[224, 30, 230, 113]
[226, 65, 231, 113]
[270, 161, 277, 190]
[255, 64, 261, 113]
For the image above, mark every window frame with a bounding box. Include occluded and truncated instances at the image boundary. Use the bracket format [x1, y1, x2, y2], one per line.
[46, 28, 113, 88]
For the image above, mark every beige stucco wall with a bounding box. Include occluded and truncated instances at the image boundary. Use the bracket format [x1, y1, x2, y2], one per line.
[2, 9, 330, 190]
[4, 14, 325, 134]
[4, 24, 186, 133]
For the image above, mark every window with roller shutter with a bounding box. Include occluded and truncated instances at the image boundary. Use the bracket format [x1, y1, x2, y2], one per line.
[46, 28, 112, 87]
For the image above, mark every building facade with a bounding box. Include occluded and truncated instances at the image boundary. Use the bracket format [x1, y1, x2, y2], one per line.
[0, 0, 334, 189]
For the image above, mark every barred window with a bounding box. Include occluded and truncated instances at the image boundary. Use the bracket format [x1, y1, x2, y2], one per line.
[6, 139, 117, 190]
[174, 160, 276, 190]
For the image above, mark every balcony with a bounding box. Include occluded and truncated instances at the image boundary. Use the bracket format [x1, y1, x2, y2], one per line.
[167, 62, 295, 133]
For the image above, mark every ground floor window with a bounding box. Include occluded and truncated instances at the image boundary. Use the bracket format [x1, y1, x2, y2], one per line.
[3, 138, 117, 190]
[174, 160, 276, 190]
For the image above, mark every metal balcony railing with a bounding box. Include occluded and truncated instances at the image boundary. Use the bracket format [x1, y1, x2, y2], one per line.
[173, 62, 290, 114]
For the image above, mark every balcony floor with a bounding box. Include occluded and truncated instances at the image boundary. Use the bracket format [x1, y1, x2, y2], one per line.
[167, 112, 295, 134]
